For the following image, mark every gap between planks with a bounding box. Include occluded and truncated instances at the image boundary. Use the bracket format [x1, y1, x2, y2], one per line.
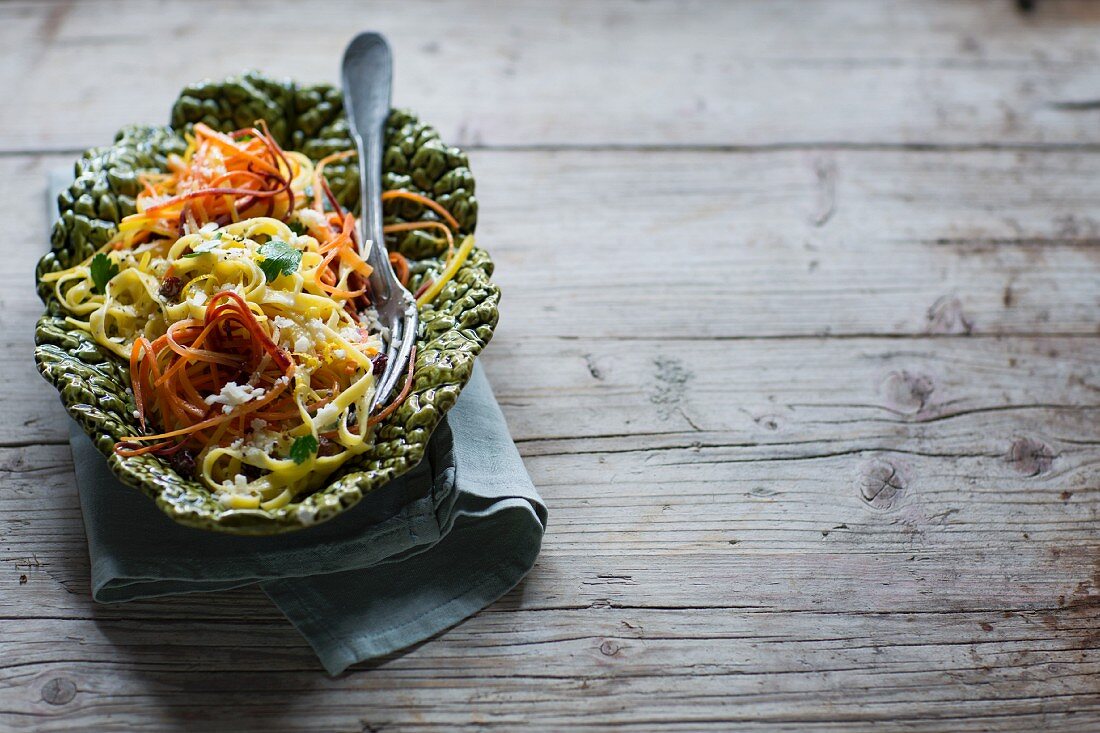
[14, 141, 1100, 157]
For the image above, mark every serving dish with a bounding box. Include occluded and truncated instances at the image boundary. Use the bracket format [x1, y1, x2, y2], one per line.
[34, 72, 498, 535]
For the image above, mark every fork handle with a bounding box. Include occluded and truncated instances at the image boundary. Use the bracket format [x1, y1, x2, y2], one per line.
[342, 32, 395, 302]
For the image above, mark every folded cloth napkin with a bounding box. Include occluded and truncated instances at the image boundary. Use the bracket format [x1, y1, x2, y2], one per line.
[49, 173, 547, 675]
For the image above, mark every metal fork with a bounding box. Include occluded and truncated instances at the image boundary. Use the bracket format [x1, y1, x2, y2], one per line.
[342, 32, 419, 410]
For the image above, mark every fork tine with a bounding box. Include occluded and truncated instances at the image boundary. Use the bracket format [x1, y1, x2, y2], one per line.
[373, 299, 416, 408]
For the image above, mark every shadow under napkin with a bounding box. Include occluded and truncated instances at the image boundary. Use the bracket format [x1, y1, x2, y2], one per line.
[68, 362, 547, 675]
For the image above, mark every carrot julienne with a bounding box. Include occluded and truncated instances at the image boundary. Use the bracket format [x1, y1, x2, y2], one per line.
[368, 345, 418, 427]
[117, 291, 296, 455]
[112, 121, 304, 248]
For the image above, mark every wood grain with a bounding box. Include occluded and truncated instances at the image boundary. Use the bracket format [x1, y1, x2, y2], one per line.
[2, 0, 1100, 731]
[2, 397, 1099, 731]
[2, 607, 1100, 732]
[7, 146, 1100, 443]
[5, 0, 1100, 152]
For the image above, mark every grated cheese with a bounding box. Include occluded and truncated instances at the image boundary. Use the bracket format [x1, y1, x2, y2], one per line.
[203, 381, 267, 414]
[313, 402, 341, 429]
[263, 290, 296, 306]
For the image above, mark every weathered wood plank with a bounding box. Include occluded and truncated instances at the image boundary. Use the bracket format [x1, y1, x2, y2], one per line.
[484, 333, 1100, 441]
[19, 146, 1100, 341]
[474, 147, 1100, 340]
[5, 0, 1100, 152]
[4, 395, 1098, 614]
[1, 607, 1099, 732]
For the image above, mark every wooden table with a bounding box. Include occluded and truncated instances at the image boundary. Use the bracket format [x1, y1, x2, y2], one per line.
[3, 1, 1099, 730]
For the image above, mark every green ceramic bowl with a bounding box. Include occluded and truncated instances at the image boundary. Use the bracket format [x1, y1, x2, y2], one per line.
[34, 72, 498, 535]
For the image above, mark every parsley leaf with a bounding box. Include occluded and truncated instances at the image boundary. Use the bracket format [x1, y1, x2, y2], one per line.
[287, 220, 307, 236]
[89, 253, 119, 295]
[181, 238, 223, 258]
[289, 435, 319, 464]
[257, 239, 302, 282]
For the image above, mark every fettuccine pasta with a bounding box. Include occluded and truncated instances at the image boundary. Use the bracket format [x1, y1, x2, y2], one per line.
[41, 120, 463, 509]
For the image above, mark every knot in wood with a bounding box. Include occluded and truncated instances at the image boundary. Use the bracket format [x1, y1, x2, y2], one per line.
[881, 370, 935, 413]
[1007, 437, 1054, 476]
[41, 677, 76, 706]
[599, 640, 623, 657]
[859, 459, 907, 510]
[926, 295, 973, 335]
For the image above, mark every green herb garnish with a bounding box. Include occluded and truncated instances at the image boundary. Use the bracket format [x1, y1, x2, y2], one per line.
[288, 220, 307, 236]
[257, 239, 302, 282]
[289, 435, 319, 464]
[89, 253, 119, 295]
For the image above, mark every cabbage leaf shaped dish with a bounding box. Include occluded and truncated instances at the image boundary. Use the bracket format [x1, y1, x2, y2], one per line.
[34, 72, 498, 535]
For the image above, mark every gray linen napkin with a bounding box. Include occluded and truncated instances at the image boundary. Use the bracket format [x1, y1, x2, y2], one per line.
[50, 173, 546, 674]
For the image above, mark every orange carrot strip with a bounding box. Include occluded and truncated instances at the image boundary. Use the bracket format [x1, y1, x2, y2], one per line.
[381, 190, 460, 231]
[368, 346, 417, 426]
